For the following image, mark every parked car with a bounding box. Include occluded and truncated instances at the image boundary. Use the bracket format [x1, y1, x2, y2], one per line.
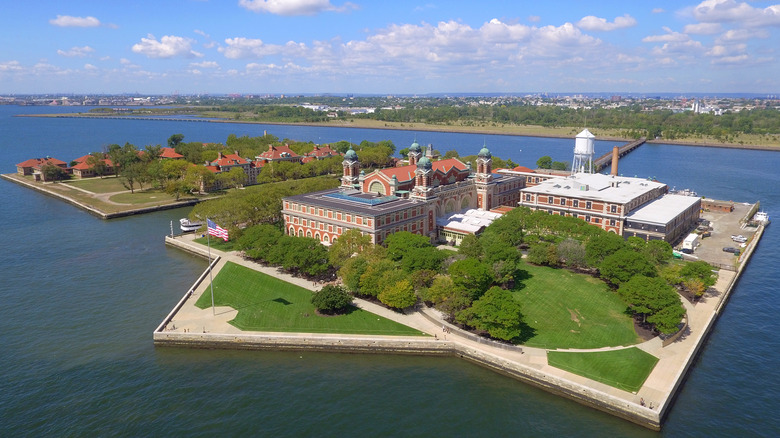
[723, 247, 739, 254]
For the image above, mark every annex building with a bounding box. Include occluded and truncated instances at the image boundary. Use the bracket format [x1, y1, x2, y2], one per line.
[282, 142, 524, 245]
[512, 171, 701, 242]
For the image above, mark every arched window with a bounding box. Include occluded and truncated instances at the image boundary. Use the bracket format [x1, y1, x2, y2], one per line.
[297, 229, 303, 237]
[324, 234, 330, 243]
[289, 226, 295, 236]
[306, 230, 312, 238]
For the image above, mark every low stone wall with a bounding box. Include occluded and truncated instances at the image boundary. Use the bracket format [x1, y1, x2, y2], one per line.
[154, 255, 221, 333]
[152, 328, 661, 430]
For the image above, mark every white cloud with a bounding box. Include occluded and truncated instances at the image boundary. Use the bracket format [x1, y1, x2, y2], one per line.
[717, 28, 769, 42]
[238, 0, 356, 16]
[683, 23, 722, 34]
[191, 61, 220, 68]
[652, 8, 666, 14]
[49, 15, 101, 27]
[57, 46, 95, 58]
[642, 26, 690, 42]
[0, 61, 23, 72]
[131, 34, 203, 58]
[577, 14, 637, 32]
[528, 15, 541, 23]
[693, 0, 780, 27]
[707, 43, 746, 56]
[711, 54, 749, 64]
[84, 63, 98, 71]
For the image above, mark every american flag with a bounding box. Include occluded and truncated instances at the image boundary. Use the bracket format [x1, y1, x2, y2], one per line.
[207, 219, 229, 241]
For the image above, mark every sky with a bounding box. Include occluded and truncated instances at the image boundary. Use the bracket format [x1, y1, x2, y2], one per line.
[1, 0, 778, 95]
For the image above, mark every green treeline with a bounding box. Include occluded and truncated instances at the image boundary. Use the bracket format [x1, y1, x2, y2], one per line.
[358, 105, 780, 140]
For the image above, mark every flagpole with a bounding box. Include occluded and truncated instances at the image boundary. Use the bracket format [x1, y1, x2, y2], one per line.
[207, 218, 215, 316]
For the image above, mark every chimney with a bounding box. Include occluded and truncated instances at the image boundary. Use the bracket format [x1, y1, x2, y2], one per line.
[268, 145, 274, 151]
[610, 146, 619, 176]
[218, 152, 223, 160]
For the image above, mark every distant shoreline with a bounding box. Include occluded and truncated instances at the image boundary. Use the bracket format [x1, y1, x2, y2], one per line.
[19, 112, 780, 152]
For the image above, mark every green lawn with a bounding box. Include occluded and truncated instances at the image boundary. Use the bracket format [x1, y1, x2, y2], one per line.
[547, 348, 659, 393]
[195, 262, 425, 336]
[109, 189, 182, 204]
[513, 264, 640, 349]
[64, 176, 127, 193]
[194, 236, 241, 252]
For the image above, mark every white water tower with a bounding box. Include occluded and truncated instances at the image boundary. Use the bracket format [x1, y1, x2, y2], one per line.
[572, 128, 595, 174]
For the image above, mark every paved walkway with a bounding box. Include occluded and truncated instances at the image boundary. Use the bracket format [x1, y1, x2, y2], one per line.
[162, 231, 750, 421]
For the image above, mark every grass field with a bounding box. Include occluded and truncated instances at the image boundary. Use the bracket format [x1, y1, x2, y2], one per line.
[109, 190, 180, 204]
[64, 176, 127, 193]
[194, 236, 240, 252]
[194, 262, 425, 336]
[547, 348, 659, 393]
[513, 264, 640, 349]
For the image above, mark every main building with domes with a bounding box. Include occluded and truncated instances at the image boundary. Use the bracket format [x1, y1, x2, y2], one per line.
[281, 141, 525, 245]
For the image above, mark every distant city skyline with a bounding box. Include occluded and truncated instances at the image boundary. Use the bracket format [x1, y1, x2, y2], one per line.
[1, 1, 778, 95]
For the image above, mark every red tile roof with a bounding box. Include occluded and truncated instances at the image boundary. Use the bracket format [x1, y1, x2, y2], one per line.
[257, 144, 300, 160]
[512, 165, 535, 173]
[159, 147, 184, 159]
[16, 157, 67, 168]
[212, 152, 247, 167]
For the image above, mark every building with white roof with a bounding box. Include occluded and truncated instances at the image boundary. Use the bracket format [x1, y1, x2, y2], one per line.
[518, 172, 700, 242]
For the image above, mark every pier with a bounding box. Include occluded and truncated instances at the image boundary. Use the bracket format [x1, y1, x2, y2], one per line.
[594, 138, 646, 172]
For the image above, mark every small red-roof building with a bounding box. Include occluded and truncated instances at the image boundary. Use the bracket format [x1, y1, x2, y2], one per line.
[304, 144, 341, 161]
[71, 157, 115, 178]
[159, 147, 184, 159]
[255, 144, 301, 164]
[16, 157, 68, 181]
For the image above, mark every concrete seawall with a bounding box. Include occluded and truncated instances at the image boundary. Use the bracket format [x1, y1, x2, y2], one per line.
[1, 173, 200, 219]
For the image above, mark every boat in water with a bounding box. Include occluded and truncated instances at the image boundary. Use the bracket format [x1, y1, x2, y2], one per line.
[179, 218, 203, 232]
[754, 211, 770, 226]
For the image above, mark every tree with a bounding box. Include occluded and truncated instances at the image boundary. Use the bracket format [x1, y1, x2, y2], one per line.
[86, 153, 108, 178]
[458, 234, 483, 259]
[527, 243, 559, 266]
[278, 236, 330, 276]
[680, 261, 717, 288]
[378, 279, 417, 309]
[643, 239, 673, 264]
[186, 165, 216, 193]
[238, 224, 283, 261]
[448, 258, 494, 301]
[328, 228, 372, 267]
[536, 156, 552, 169]
[551, 161, 568, 171]
[456, 286, 525, 341]
[399, 246, 446, 273]
[168, 133, 185, 148]
[311, 285, 352, 314]
[40, 164, 69, 182]
[164, 179, 192, 201]
[422, 275, 456, 306]
[216, 166, 248, 190]
[121, 161, 148, 193]
[618, 275, 685, 333]
[557, 238, 586, 268]
[384, 231, 432, 261]
[585, 233, 627, 267]
[339, 255, 370, 293]
[599, 249, 657, 285]
[358, 259, 398, 297]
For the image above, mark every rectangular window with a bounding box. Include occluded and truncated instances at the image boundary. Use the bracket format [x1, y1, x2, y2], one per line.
[610, 219, 616, 226]
[548, 196, 553, 204]
[525, 194, 531, 202]
[611, 205, 617, 213]
[573, 200, 579, 208]
[585, 215, 591, 222]
[560, 198, 566, 206]
[586, 201, 592, 210]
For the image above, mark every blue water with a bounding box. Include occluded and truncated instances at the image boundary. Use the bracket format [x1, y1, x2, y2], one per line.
[0, 106, 777, 436]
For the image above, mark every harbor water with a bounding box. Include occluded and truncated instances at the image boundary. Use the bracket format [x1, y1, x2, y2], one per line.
[0, 106, 777, 436]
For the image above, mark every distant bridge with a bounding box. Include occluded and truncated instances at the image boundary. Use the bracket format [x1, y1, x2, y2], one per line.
[593, 138, 646, 172]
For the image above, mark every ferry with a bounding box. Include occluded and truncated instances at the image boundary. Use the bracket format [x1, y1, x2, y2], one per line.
[179, 218, 203, 232]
